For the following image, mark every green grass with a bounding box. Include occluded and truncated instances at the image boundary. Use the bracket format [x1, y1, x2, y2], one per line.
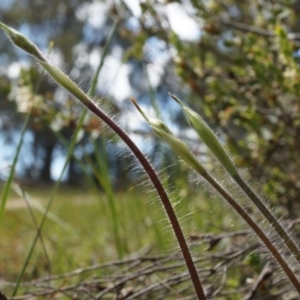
[1, 22, 295, 298]
[0, 184, 240, 282]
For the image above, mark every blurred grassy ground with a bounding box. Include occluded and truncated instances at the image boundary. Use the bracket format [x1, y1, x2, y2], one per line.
[0, 184, 241, 282]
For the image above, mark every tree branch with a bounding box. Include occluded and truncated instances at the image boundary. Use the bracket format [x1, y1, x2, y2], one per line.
[221, 19, 300, 40]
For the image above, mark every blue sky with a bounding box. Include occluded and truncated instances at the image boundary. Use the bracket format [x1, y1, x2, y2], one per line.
[0, 0, 203, 181]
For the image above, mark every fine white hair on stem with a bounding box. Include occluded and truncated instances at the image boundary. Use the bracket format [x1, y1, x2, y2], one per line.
[4, 22, 256, 299]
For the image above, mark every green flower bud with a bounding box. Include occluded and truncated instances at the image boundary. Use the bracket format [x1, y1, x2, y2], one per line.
[39, 61, 90, 106]
[131, 98, 207, 175]
[0, 23, 93, 112]
[0, 22, 46, 61]
[170, 93, 238, 176]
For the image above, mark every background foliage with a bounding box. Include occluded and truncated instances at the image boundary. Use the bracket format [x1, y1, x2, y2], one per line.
[1, 1, 300, 298]
[1, 1, 300, 210]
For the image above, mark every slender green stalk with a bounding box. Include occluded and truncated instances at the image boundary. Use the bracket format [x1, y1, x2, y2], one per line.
[0, 23, 206, 299]
[57, 132, 126, 258]
[131, 100, 300, 294]
[170, 93, 300, 264]
[12, 111, 87, 296]
[0, 111, 31, 224]
[90, 18, 126, 257]
[90, 19, 118, 96]
[92, 138, 127, 257]
[144, 64, 161, 119]
[13, 21, 119, 293]
[18, 184, 52, 277]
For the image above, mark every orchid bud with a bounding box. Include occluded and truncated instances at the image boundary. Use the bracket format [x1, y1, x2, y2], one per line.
[170, 93, 238, 177]
[131, 98, 207, 176]
[39, 61, 90, 106]
[0, 23, 93, 108]
[0, 22, 46, 62]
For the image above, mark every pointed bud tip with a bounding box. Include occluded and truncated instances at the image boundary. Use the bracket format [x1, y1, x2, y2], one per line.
[168, 92, 178, 102]
[169, 93, 185, 108]
[130, 97, 140, 110]
[130, 97, 137, 105]
[0, 22, 46, 62]
[130, 97, 149, 122]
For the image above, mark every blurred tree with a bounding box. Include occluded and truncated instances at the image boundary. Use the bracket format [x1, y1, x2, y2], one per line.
[1, 0, 300, 215]
[0, 0, 114, 184]
[125, 0, 300, 215]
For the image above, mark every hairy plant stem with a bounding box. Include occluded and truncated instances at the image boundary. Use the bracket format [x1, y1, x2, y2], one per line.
[170, 93, 300, 268]
[41, 52, 207, 300]
[233, 173, 300, 262]
[201, 170, 300, 294]
[0, 23, 206, 299]
[84, 101, 206, 299]
[131, 98, 300, 294]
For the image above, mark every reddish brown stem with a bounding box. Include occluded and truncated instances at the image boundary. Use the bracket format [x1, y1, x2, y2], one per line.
[84, 100, 206, 299]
